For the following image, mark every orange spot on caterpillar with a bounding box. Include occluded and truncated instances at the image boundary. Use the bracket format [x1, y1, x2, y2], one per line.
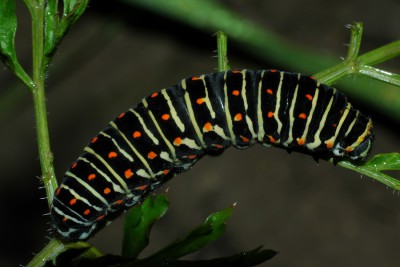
[148, 151, 157, 159]
[267, 135, 276, 143]
[56, 188, 61, 196]
[91, 136, 98, 143]
[267, 111, 274, 118]
[332, 123, 337, 128]
[232, 70, 241, 73]
[163, 169, 170, 175]
[298, 113, 307, 119]
[71, 162, 77, 169]
[234, 113, 243, 121]
[240, 135, 250, 142]
[161, 114, 170, 120]
[326, 141, 334, 149]
[69, 198, 77, 206]
[196, 98, 205, 105]
[187, 155, 197, 159]
[133, 131, 141, 138]
[345, 146, 354, 152]
[191, 76, 201, 81]
[266, 89, 273, 95]
[305, 94, 313, 101]
[88, 174, 96, 181]
[213, 144, 224, 149]
[118, 112, 125, 119]
[84, 209, 91, 215]
[124, 169, 134, 179]
[108, 151, 117, 158]
[151, 92, 158, 98]
[104, 188, 111, 195]
[297, 138, 305, 145]
[174, 137, 182, 146]
[136, 185, 148, 190]
[96, 215, 105, 221]
[203, 122, 213, 132]
[232, 90, 240, 96]
[310, 76, 316, 80]
[115, 199, 124, 205]
[63, 217, 68, 222]
[270, 69, 277, 72]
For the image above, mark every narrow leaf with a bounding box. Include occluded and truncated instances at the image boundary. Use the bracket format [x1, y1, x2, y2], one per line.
[43, 0, 90, 63]
[363, 153, 400, 171]
[146, 204, 235, 261]
[0, 0, 18, 62]
[0, 0, 32, 87]
[122, 194, 169, 259]
[44, 0, 60, 58]
[59, 0, 89, 36]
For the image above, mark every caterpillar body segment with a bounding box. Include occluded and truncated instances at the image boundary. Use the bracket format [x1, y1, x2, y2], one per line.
[51, 69, 374, 241]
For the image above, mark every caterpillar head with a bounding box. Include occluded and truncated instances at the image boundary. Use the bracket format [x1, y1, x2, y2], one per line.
[343, 117, 375, 162]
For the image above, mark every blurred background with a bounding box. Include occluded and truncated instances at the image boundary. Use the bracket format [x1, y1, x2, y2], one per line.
[0, 0, 399, 266]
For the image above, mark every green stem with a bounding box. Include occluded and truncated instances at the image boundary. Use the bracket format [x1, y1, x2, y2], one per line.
[337, 161, 400, 190]
[358, 40, 400, 66]
[345, 22, 363, 62]
[216, 31, 230, 72]
[314, 22, 363, 85]
[359, 65, 400, 86]
[314, 23, 400, 87]
[26, 239, 64, 267]
[30, 0, 58, 207]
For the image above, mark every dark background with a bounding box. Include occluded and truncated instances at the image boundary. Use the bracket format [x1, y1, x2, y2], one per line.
[0, 0, 399, 266]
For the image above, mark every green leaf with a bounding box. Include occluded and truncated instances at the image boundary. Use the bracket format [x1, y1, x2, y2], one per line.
[0, 0, 17, 63]
[44, 0, 60, 59]
[338, 153, 400, 191]
[145, 203, 236, 261]
[363, 153, 400, 171]
[59, 0, 89, 35]
[0, 0, 32, 87]
[43, 0, 90, 63]
[122, 194, 169, 259]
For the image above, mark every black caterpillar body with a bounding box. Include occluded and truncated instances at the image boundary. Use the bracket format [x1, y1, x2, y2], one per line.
[50, 69, 374, 241]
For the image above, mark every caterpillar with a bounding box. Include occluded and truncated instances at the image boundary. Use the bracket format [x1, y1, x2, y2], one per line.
[50, 69, 374, 242]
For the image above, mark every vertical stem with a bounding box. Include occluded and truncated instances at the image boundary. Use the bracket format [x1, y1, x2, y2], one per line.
[313, 22, 364, 85]
[31, 0, 58, 207]
[345, 22, 363, 62]
[216, 31, 230, 72]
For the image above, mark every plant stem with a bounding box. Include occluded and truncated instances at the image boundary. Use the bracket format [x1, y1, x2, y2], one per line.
[314, 23, 400, 87]
[26, 239, 64, 267]
[216, 31, 230, 72]
[337, 161, 400, 190]
[30, 0, 58, 207]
